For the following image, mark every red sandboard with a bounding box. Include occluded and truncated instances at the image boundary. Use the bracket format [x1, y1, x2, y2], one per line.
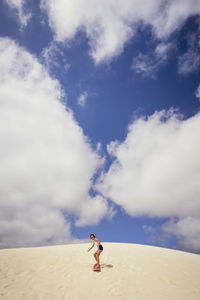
[93, 264, 101, 271]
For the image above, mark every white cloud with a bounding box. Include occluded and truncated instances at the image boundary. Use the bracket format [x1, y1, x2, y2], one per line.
[178, 19, 200, 75]
[5, 0, 24, 10]
[41, 42, 71, 74]
[4, 0, 31, 26]
[150, 0, 200, 39]
[74, 195, 108, 226]
[41, 42, 61, 70]
[64, 63, 71, 72]
[195, 84, 200, 99]
[132, 42, 173, 78]
[178, 50, 200, 75]
[41, 0, 200, 64]
[163, 217, 200, 252]
[78, 91, 88, 107]
[0, 37, 109, 248]
[40, 0, 134, 64]
[143, 224, 169, 248]
[132, 53, 156, 78]
[155, 42, 172, 57]
[96, 109, 200, 251]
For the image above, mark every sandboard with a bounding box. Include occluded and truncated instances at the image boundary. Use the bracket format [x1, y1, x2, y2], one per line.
[93, 264, 101, 271]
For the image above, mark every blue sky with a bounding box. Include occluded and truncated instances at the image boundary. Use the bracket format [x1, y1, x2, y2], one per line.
[0, 0, 200, 254]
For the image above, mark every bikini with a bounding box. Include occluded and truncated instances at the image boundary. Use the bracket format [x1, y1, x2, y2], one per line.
[99, 244, 103, 251]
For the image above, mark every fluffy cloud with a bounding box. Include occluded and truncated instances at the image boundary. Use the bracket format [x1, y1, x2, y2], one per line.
[4, 0, 24, 11]
[96, 110, 200, 251]
[0, 37, 109, 248]
[4, 0, 31, 26]
[163, 217, 200, 252]
[41, 0, 200, 63]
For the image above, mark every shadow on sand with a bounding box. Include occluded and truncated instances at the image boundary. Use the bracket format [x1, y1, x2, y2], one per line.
[100, 264, 113, 268]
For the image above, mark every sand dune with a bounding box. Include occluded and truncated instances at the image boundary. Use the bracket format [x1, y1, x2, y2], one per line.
[0, 243, 200, 300]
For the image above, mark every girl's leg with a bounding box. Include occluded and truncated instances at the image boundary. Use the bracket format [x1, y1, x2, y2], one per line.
[96, 250, 102, 267]
[93, 251, 98, 263]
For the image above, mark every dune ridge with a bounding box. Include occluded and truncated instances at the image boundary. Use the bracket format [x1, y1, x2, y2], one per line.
[0, 243, 200, 300]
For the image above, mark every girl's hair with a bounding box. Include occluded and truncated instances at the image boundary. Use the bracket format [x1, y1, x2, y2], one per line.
[90, 234, 95, 238]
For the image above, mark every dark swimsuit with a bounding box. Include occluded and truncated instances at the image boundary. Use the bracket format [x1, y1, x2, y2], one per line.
[99, 244, 103, 251]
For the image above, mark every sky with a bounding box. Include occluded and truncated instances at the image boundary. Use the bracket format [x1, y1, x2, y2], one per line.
[0, 0, 200, 254]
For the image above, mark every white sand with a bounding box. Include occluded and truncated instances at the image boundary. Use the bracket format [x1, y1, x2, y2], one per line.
[0, 243, 200, 300]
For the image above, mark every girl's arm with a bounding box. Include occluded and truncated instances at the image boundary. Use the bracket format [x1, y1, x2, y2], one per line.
[88, 242, 95, 252]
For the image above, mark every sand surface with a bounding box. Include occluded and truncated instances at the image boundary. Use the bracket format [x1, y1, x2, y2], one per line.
[0, 243, 200, 300]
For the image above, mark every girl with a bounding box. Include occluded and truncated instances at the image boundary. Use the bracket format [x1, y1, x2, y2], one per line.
[88, 234, 103, 268]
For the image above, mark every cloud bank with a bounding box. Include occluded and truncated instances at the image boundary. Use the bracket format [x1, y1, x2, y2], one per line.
[41, 0, 200, 63]
[96, 110, 200, 251]
[0, 37, 110, 248]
